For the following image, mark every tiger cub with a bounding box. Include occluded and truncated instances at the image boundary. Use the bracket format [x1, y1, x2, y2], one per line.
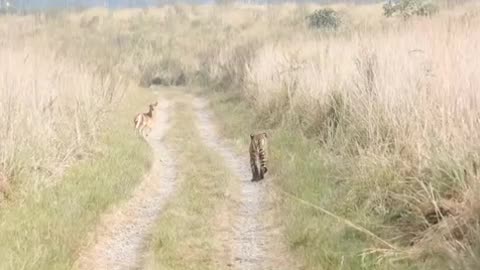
[249, 132, 268, 181]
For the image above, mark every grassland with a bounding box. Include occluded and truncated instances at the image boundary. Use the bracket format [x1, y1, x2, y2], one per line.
[0, 86, 154, 269]
[208, 90, 410, 270]
[197, 3, 480, 269]
[0, 13, 154, 269]
[1, 1, 480, 269]
[118, 2, 479, 268]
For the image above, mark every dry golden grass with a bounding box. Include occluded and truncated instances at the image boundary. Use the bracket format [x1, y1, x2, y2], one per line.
[0, 16, 126, 193]
[0, 11, 156, 269]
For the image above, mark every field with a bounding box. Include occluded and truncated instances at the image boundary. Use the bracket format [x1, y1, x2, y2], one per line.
[1, 1, 480, 269]
[0, 12, 154, 269]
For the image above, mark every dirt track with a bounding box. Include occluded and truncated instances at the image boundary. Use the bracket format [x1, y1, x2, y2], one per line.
[193, 97, 282, 270]
[74, 100, 177, 270]
[74, 93, 293, 270]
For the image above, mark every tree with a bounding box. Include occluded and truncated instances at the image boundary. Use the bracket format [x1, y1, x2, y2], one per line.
[0, 0, 17, 14]
[215, 0, 235, 5]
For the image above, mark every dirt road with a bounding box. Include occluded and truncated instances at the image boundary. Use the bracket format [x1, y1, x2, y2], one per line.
[74, 100, 177, 270]
[193, 97, 292, 270]
[74, 92, 292, 270]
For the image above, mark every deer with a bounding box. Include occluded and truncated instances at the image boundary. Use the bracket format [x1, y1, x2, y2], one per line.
[134, 101, 158, 138]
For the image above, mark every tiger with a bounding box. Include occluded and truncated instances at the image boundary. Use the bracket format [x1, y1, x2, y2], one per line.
[249, 132, 268, 182]
[134, 101, 158, 138]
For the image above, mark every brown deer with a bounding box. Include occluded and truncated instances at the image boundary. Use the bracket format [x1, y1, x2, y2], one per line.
[134, 101, 158, 138]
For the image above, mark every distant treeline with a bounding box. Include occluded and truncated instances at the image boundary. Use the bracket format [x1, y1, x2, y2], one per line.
[4, 0, 389, 11]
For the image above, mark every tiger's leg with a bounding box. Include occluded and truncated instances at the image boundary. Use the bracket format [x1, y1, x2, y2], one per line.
[259, 152, 267, 180]
[250, 156, 259, 181]
[259, 164, 264, 180]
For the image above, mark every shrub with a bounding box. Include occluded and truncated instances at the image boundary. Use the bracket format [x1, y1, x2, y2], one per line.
[306, 8, 341, 30]
[139, 58, 187, 88]
[383, 0, 439, 18]
[0, 4, 15, 14]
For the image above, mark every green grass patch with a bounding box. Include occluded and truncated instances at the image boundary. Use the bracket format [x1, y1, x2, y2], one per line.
[145, 95, 231, 270]
[0, 89, 154, 270]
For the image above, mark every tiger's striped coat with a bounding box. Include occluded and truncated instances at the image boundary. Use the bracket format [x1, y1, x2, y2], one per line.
[249, 132, 268, 181]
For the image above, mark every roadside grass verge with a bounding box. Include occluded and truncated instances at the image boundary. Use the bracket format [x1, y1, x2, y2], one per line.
[145, 93, 233, 270]
[0, 87, 154, 270]
[206, 90, 422, 270]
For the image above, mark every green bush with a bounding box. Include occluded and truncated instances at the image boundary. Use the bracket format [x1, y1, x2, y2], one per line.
[383, 0, 439, 18]
[306, 8, 341, 30]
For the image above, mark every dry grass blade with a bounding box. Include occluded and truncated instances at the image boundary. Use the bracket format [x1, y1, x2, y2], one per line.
[275, 186, 398, 250]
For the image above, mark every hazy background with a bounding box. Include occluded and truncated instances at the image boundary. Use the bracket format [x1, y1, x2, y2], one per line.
[4, 0, 384, 10]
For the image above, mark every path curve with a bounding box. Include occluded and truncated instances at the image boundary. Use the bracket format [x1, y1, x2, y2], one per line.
[74, 99, 177, 270]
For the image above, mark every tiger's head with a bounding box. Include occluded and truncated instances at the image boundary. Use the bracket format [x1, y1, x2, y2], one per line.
[250, 132, 268, 141]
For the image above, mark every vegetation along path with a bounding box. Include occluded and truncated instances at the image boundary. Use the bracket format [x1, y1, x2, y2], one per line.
[74, 99, 178, 270]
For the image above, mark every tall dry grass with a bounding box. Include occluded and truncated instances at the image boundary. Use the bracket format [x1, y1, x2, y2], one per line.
[239, 11, 480, 265]
[0, 13, 158, 269]
[0, 16, 125, 195]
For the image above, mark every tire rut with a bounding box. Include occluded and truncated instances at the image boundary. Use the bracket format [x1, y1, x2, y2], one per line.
[74, 99, 177, 270]
[192, 97, 273, 270]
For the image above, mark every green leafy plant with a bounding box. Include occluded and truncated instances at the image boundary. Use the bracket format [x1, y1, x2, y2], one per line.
[306, 8, 341, 30]
[383, 0, 439, 19]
